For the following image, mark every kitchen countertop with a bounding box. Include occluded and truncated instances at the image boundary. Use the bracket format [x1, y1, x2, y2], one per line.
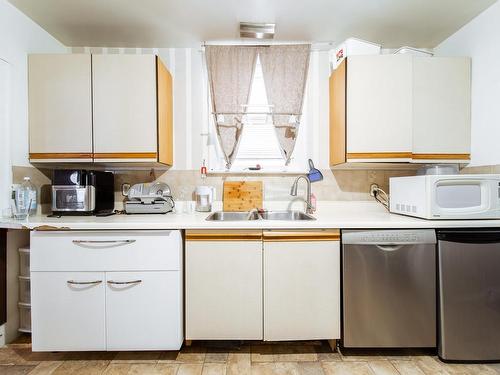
[2, 201, 500, 230]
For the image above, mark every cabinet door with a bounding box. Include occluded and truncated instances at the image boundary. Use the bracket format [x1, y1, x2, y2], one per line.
[263, 230, 340, 341]
[346, 55, 413, 162]
[92, 54, 157, 162]
[105, 271, 182, 350]
[412, 57, 471, 163]
[31, 272, 105, 351]
[185, 230, 263, 340]
[29, 54, 93, 162]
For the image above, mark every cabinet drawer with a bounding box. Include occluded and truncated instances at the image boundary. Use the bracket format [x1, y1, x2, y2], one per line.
[31, 230, 181, 271]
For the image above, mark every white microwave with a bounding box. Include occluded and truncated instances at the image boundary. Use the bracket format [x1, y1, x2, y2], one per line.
[389, 174, 500, 220]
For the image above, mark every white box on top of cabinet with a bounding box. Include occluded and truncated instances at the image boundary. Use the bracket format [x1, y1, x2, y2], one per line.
[30, 230, 183, 352]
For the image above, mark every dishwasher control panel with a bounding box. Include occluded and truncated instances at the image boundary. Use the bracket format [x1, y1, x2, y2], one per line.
[342, 229, 437, 245]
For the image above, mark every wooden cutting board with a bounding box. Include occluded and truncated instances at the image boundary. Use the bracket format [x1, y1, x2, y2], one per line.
[223, 181, 263, 212]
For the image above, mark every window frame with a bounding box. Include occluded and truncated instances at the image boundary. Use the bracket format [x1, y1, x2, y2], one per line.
[204, 52, 310, 174]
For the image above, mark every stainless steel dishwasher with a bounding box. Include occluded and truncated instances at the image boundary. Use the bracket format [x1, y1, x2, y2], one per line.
[342, 229, 437, 348]
[438, 229, 500, 361]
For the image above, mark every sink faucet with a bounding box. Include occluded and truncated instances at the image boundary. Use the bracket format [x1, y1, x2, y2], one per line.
[246, 208, 260, 220]
[290, 175, 314, 214]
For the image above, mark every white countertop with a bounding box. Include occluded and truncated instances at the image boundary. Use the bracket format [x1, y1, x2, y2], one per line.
[2, 201, 500, 230]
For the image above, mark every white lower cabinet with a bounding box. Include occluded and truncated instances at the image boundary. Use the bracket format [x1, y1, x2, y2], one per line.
[185, 229, 341, 342]
[263, 230, 341, 341]
[30, 230, 183, 352]
[105, 271, 182, 350]
[31, 272, 106, 351]
[185, 230, 263, 340]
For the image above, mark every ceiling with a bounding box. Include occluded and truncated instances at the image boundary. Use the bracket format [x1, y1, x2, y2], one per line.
[8, 0, 497, 48]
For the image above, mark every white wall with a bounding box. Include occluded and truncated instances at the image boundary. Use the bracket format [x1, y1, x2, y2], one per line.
[0, 0, 66, 207]
[0, 60, 10, 211]
[162, 48, 205, 170]
[435, 1, 500, 167]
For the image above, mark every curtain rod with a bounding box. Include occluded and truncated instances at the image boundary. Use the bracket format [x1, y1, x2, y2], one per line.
[203, 40, 313, 45]
[213, 112, 300, 115]
[201, 41, 333, 51]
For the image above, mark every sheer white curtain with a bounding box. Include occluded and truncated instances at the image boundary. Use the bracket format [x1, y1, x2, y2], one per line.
[205, 46, 258, 168]
[259, 44, 310, 164]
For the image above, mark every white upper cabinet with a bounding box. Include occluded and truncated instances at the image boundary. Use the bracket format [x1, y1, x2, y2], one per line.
[28, 54, 173, 165]
[330, 55, 471, 165]
[412, 57, 471, 163]
[347, 55, 413, 161]
[92, 54, 158, 162]
[29, 54, 93, 162]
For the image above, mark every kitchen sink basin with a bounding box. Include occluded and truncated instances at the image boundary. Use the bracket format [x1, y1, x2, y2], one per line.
[205, 211, 260, 221]
[259, 210, 316, 221]
[205, 210, 315, 221]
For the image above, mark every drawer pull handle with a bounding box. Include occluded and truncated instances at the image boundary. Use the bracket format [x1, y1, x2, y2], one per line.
[107, 280, 142, 285]
[67, 280, 102, 285]
[72, 239, 136, 245]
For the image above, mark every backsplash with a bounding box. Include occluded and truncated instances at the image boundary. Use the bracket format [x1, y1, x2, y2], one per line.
[13, 164, 496, 211]
[12, 166, 418, 208]
[460, 165, 500, 174]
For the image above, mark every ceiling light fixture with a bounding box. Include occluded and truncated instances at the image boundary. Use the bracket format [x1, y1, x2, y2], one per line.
[240, 22, 275, 39]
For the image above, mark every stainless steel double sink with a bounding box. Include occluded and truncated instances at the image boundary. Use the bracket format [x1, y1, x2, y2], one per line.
[206, 210, 315, 221]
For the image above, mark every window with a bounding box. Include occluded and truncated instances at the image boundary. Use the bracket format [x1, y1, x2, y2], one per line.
[207, 56, 308, 173]
[231, 56, 284, 169]
[204, 45, 320, 174]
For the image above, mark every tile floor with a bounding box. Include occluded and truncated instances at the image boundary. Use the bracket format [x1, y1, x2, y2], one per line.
[1, 337, 499, 375]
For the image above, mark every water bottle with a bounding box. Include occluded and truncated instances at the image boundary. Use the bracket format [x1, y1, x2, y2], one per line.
[15, 177, 37, 218]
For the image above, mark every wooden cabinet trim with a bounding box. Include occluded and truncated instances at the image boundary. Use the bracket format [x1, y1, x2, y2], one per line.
[29, 153, 93, 159]
[93, 152, 158, 159]
[412, 153, 470, 160]
[263, 230, 340, 242]
[186, 230, 263, 241]
[329, 59, 347, 166]
[347, 152, 412, 159]
[156, 57, 174, 166]
[346, 153, 470, 160]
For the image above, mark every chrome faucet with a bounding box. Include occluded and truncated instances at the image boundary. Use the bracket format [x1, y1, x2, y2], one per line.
[290, 175, 314, 214]
[246, 208, 260, 220]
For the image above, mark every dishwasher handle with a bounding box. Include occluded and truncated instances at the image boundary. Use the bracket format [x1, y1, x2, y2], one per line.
[375, 244, 404, 252]
[438, 230, 500, 244]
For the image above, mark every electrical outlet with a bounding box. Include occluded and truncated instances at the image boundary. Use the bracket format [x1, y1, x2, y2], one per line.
[369, 183, 379, 197]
